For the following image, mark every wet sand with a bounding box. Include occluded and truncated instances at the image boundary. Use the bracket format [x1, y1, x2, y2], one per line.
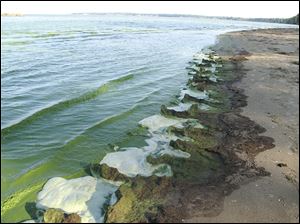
[187, 28, 299, 223]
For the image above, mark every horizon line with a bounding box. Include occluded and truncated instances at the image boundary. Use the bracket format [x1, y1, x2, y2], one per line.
[1, 11, 298, 20]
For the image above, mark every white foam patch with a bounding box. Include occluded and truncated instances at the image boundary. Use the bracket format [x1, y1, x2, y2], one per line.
[22, 220, 36, 223]
[101, 148, 152, 177]
[148, 133, 191, 158]
[100, 124, 196, 178]
[36, 176, 120, 223]
[193, 52, 211, 63]
[158, 147, 191, 158]
[139, 114, 185, 132]
[179, 89, 209, 101]
[188, 71, 197, 75]
[167, 103, 192, 112]
[193, 51, 221, 66]
[100, 147, 172, 178]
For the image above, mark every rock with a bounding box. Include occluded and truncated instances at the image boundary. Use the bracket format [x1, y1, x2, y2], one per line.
[160, 105, 186, 118]
[43, 208, 65, 223]
[168, 126, 217, 149]
[169, 139, 200, 153]
[194, 82, 207, 91]
[63, 213, 81, 223]
[188, 104, 199, 116]
[90, 163, 130, 182]
[106, 176, 172, 223]
[160, 104, 197, 118]
[43, 208, 81, 223]
[192, 74, 213, 83]
[276, 162, 287, 167]
[182, 93, 206, 103]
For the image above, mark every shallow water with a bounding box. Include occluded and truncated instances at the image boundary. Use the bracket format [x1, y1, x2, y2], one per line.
[1, 14, 295, 222]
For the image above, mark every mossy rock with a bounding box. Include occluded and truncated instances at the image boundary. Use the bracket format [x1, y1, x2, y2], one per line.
[90, 163, 130, 182]
[182, 94, 207, 104]
[160, 104, 199, 118]
[185, 130, 218, 148]
[63, 213, 81, 223]
[167, 126, 218, 149]
[106, 176, 171, 223]
[160, 105, 190, 118]
[43, 208, 65, 223]
[188, 104, 200, 116]
[147, 150, 223, 184]
[169, 138, 217, 154]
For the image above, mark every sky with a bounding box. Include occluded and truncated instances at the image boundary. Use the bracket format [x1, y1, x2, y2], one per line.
[1, 1, 299, 18]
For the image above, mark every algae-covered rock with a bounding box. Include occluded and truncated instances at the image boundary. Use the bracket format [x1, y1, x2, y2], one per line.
[63, 213, 81, 223]
[147, 150, 223, 184]
[188, 104, 199, 116]
[160, 104, 199, 118]
[90, 163, 130, 182]
[106, 176, 172, 223]
[43, 208, 81, 223]
[43, 208, 64, 223]
[182, 93, 208, 104]
[161, 104, 188, 118]
[167, 125, 218, 149]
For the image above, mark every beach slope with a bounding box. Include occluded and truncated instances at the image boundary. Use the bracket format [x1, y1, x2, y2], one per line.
[187, 28, 299, 223]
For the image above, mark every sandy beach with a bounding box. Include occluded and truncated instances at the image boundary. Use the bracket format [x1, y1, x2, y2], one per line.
[187, 28, 299, 223]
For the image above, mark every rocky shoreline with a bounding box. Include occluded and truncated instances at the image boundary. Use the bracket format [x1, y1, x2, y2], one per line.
[98, 48, 275, 223]
[21, 28, 300, 223]
[22, 41, 277, 223]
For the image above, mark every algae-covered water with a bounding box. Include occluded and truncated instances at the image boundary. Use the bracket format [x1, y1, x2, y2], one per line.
[1, 14, 294, 222]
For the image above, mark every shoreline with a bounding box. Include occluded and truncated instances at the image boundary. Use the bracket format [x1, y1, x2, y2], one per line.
[188, 28, 299, 223]
[6, 27, 299, 223]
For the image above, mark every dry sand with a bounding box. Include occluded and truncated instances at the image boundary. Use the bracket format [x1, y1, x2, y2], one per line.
[186, 28, 299, 223]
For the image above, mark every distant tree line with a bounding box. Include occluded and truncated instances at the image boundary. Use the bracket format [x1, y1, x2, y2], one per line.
[247, 14, 299, 25]
[9, 11, 297, 25]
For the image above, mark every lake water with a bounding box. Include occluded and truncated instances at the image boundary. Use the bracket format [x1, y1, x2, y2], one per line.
[1, 14, 295, 222]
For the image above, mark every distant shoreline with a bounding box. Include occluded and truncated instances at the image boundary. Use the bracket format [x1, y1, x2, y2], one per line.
[1, 12, 298, 25]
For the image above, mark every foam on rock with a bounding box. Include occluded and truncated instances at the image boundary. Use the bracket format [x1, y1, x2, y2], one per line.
[100, 131, 191, 178]
[36, 176, 120, 223]
[179, 89, 209, 101]
[138, 114, 186, 132]
[100, 147, 172, 178]
[167, 103, 193, 112]
[100, 117, 198, 178]
[193, 52, 211, 63]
